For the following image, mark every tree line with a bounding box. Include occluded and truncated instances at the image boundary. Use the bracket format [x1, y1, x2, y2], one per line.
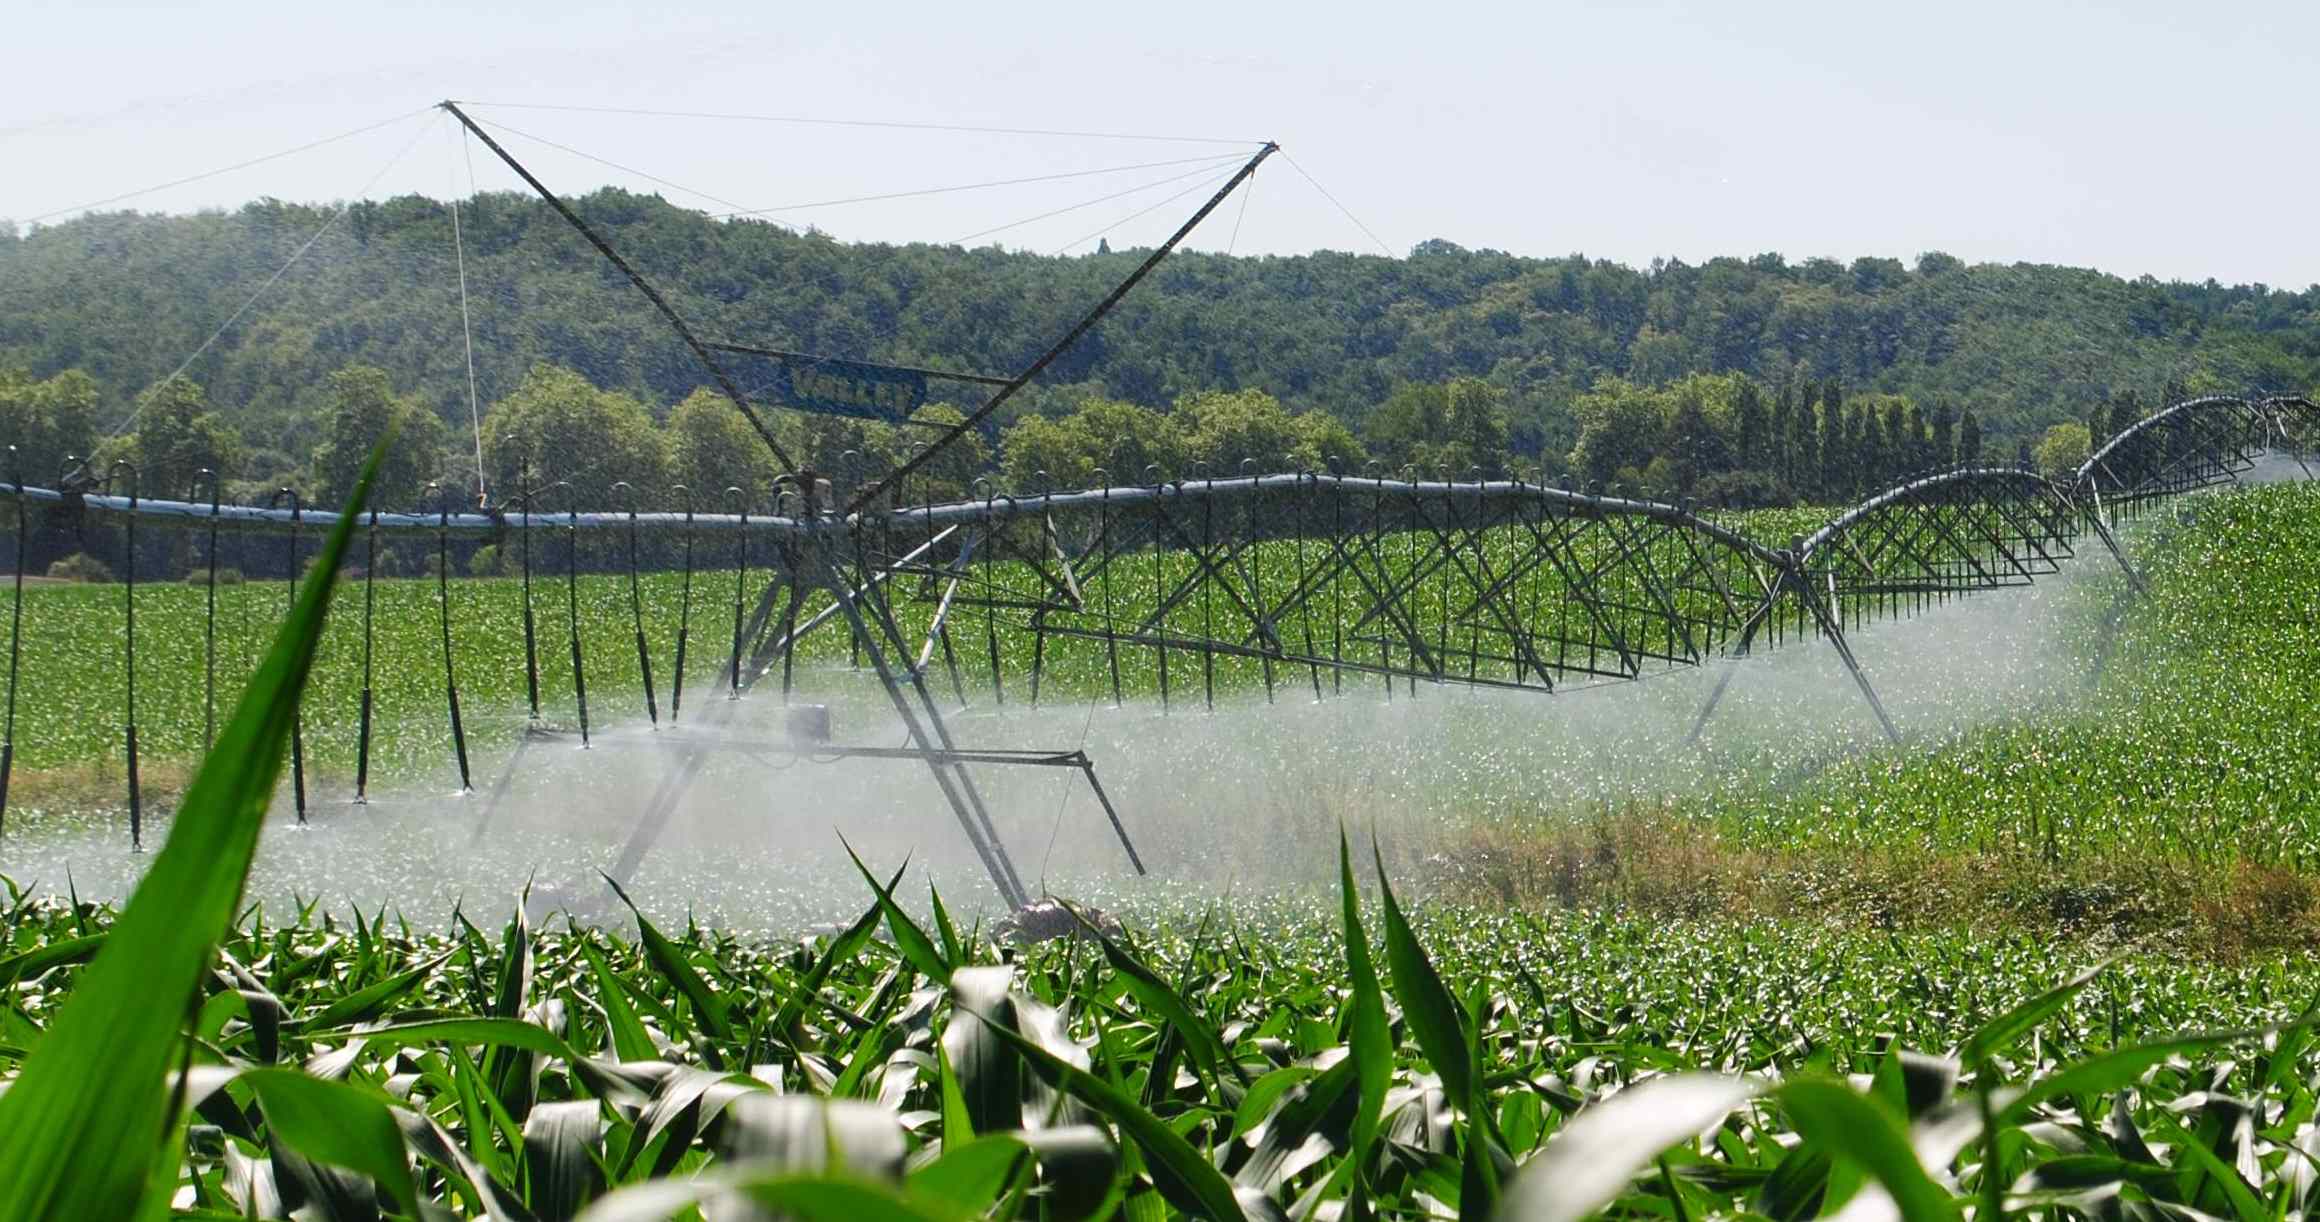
[2, 358, 2188, 524]
[4, 189, 2317, 489]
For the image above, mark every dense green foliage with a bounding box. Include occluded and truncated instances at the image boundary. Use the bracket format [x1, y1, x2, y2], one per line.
[5, 481, 2317, 882]
[1708, 481, 2320, 866]
[5, 840, 2320, 1216]
[0, 436, 371, 1217]
[11, 183, 2320, 1219]
[6, 190, 2317, 508]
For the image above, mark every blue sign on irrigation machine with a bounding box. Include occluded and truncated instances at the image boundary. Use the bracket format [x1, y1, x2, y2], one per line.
[768, 357, 927, 422]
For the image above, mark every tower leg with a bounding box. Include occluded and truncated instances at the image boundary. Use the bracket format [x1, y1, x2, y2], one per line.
[1687, 584, 1785, 746]
[2085, 513, 2145, 595]
[812, 537, 1031, 908]
[1795, 581, 1901, 745]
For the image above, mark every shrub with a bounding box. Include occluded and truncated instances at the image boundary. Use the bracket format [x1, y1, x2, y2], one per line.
[46, 553, 114, 583]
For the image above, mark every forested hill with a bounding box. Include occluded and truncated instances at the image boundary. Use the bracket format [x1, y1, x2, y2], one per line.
[3, 187, 2317, 473]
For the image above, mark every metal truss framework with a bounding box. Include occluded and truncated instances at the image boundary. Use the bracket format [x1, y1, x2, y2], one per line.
[2075, 395, 2317, 510]
[12, 98, 2320, 901]
[4, 389, 2311, 904]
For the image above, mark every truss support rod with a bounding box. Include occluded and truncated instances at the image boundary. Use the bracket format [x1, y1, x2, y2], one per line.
[606, 730, 720, 885]
[806, 531, 1030, 908]
[851, 543, 1030, 895]
[471, 724, 551, 846]
[2086, 585, 2138, 691]
[437, 101, 800, 473]
[2082, 499, 2146, 596]
[1075, 755, 1145, 877]
[915, 571, 969, 679]
[2079, 488, 2147, 690]
[1686, 579, 1787, 745]
[1794, 576, 1902, 745]
[758, 524, 958, 663]
[851, 141, 1278, 512]
[710, 745, 1143, 877]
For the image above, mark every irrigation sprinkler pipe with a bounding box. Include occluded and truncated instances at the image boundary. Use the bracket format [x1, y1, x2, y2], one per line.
[113, 461, 145, 849]
[0, 449, 23, 838]
[726, 486, 748, 699]
[515, 472, 542, 720]
[356, 504, 377, 802]
[613, 482, 659, 728]
[193, 468, 220, 753]
[267, 486, 308, 824]
[19, 475, 1795, 572]
[670, 486, 694, 722]
[430, 483, 474, 791]
[561, 486, 590, 747]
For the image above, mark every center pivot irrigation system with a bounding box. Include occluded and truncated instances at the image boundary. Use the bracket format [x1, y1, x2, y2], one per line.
[2, 101, 2315, 908]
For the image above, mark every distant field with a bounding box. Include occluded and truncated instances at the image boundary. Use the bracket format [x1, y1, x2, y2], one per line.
[0, 484, 2313, 879]
[1699, 481, 2320, 866]
[0, 503, 1824, 781]
[2, 490, 2318, 1217]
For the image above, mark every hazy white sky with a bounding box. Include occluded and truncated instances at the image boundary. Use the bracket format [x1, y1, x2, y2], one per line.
[5, 0, 2314, 286]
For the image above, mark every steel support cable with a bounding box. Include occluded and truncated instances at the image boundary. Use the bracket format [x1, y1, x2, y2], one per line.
[0, 450, 23, 839]
[452, 100, 1268, 147]
[857, 143, 1276, 513]
[1279, 150, 1395, 257]
[1226, 164, 1257, 255]
[613, 482, 660, 727]
[446, 119, 489, 500]
[94, 117, 438, 456]
[356, 506, 377, 803]
[463, 115, 768, 218]
[112, 462, 145, 849]
[719, 153, 1250, 220]
[1052, 164, 1243, 256]
[439, 102, 801, 475]
[563, 489, 592, 746]
[670, 487, 695, 722]
[947, 157, 1250, 246]
[1036, 683, 1125, 892]
[431, 484, 474, 792]
[194, 470, 221, 753]
[21, 107, 435, 224]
